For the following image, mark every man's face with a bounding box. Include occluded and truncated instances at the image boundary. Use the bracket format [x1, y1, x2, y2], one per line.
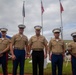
[54, 32, 60, 38]
[73, 36, 76, 42]
[1, 31, 6, 36]
[19, 28, 24, 34]
[35, 29, 41, 35]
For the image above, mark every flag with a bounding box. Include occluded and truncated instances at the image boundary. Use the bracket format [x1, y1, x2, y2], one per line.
[22, 2, 25, 17]
[60, 2, 64, 13]
[41, 1, 44, 14]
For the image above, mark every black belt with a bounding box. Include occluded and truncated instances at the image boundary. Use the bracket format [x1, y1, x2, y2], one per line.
[52, 52, 62, 55]
[32, 48, 43, 51]
[14, 47, 24, 50]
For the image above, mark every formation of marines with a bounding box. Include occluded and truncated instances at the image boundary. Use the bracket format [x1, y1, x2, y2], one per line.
[0, 24, 76, 75]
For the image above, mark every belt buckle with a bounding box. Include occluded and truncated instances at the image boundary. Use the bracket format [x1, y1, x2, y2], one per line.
[37, 49, 40, 51]
[57, 53, 60, 55]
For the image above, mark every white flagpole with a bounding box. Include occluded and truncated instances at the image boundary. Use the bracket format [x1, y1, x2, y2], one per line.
[41, 10, 43, 35]
[60, 11, 63, 40]
[59, 0, 63, 40]
[23, 15, 24, 24]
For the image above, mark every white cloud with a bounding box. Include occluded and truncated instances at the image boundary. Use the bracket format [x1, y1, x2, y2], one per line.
[0, 0, 76, 40]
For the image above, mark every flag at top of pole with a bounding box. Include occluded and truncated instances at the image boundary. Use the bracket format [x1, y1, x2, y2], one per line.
[60, 2, 64, 13]
[59, 0, 64, 39]
[41, 1, 44, 14]
[22, 1, 25, 17]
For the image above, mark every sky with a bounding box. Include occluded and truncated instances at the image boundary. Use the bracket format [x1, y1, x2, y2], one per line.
[0, 0, 76, 41]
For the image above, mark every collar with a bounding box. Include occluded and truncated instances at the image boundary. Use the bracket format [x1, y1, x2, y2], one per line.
[52, 38, 61, 41]
[35, 35, 41, 37]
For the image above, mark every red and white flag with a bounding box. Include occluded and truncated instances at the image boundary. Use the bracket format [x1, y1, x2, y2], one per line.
[60, 2, 64, 13]
[41, 1, 44, 14]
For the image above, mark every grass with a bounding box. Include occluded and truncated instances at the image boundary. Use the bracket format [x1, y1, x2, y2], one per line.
[0, 59, 32, 74]
[64, 40, 72, 43]
[44, 61, 72, 75]
[0, 59, 72, 75]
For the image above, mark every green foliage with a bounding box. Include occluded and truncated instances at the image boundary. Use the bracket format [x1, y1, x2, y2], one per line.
[0, 59, 72, 75]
